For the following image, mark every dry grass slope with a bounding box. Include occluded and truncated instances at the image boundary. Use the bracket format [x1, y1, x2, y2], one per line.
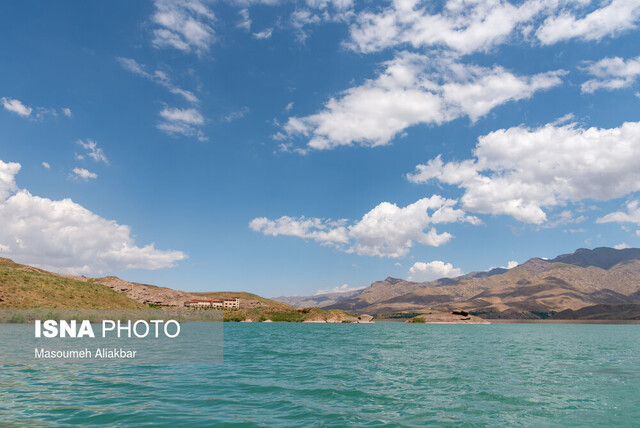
[0, 268, 145, 309]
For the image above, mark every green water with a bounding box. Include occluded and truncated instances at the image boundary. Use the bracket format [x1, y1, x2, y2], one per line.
[1, 323, 639, 426]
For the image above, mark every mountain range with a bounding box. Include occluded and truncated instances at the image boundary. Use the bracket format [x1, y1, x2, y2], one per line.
[275, 247, 640, 319]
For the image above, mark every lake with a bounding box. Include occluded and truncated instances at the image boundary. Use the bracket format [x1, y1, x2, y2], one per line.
[1, 323, 639, 426]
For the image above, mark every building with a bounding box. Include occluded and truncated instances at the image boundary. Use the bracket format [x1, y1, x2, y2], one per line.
[184, 297, 239, 309]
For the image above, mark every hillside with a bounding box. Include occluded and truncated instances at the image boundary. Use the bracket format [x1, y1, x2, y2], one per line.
[553, 303, 640, 320]
[320, 248, 640, 319]
[0, 258, 343, 321]
[192, 291, 293, 310]
[0, 259, 144, 310]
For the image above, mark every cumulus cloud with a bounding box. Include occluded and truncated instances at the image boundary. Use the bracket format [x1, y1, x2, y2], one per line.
[1, 97, 33, 117]
[315, 283, 366, 295]
[0, 160, 186, 274]
[407, 260, 463, 282]
[77, 139, 109, 164]
[506, 260, 518, 269]
[160, 107, 204, 124]
[280, 52, 564, 150]
[344, 0, 640, 54]
[250, 195, 480, 258]
[151, 0, 216, 55]
[597, 200, 640, 226]
[537, 0, 640, 45]
[408, 120, 640, 224]
[614, 243, 631, 250]
[581, 56, 640, 93]
[71, 167, 98, 181]
[62, 108, 73, 117]
[0, 161, 20, 201]
[157, 107, 207, 140]
[117, 57, 199, 103]
[347, 0, 552, 54]
[42, 162, 50, 170]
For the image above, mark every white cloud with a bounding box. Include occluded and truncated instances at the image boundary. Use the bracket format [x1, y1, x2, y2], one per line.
[581, 56, 640, 93]
[158, 107, 207, 140]
[291, 9, 322, 41]
[566, 228, 586, 234]
[597, 200, 640, 226]
[118, 57, 199, 103]
[281, 52, 564, 150]
[343, 0, 640, 54]
[250, 195, 480, 258]
[506, 260, 518, 269]
[315, 283, 365, 295]
[238, 8, 252, 31]
[0, 161, 20, 201]
[160, 107, 204, 124]
[159, 108, 203, 125]
[614, 243, 631, 250]
[285, 102, 294, 111]
[537, 0, 640, 45]
[151, 0, 216, 55]
[223, 107, 250, 122]
[77, 139, 109, 164]
[249, 216, 350, 245]
[407, 260, 463, 282]
[290, 0, 354, 41]
[0, 160, 186, 274]
[253, 28, 273, 39]
[42, 162, 50, 170]
[1, 97, 74, 120]
[348, 0, 555, 55]
[543, 209, 586, 228]
[408, 121, 640, 224]
[1, 97, 33, 117]
[71, 167, 98, 181]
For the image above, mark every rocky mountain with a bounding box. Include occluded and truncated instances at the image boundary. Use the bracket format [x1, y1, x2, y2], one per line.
[318, 247, 640, 319]
[273, 288, 364, 308]
[550, 247, 640, 269]
[554, 303, 640, 320]
[274, 276, 459, 309]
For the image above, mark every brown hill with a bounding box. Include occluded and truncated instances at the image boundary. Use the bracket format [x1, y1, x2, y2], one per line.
[192, 291, 293, 310]
[0, 258, 290, 311]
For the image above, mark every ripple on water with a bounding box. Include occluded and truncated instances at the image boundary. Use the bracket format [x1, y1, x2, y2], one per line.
[1, 323, 639, 426]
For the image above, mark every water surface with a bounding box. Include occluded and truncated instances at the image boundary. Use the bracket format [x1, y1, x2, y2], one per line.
[1, 323, 639, 426]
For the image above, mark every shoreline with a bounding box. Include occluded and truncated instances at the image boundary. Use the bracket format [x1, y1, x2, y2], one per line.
[487, 319, 640, 324]
[375, 318, 640, 324]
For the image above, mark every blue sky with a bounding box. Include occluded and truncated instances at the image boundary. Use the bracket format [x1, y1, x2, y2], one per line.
[1, 0, 640, 297]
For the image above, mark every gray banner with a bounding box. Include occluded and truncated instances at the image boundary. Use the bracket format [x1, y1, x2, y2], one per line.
[0, 310, 223, 364]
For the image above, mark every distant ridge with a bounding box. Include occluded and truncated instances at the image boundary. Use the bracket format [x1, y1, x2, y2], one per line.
[282, 247, 640, 320]
[550, 247, 640, 270]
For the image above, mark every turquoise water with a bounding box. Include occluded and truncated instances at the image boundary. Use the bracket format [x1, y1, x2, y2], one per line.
[1, 323, 639, 426]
